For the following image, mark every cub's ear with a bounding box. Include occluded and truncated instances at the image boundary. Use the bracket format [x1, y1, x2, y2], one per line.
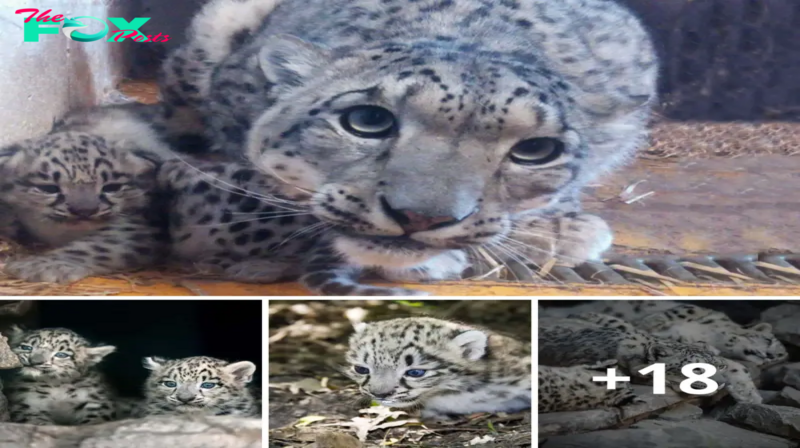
[4, 324, 26, 343]
[258, 34, 332, 87]
[223, 360, 257, 384]
[122, 149, 164, 178]
[0, 144, 26, 170]
[142, 356, 168, 371]
[85, 345, 116, 365]
[747, 322, 772, 333]
[451, 329, 489, 361]
[646, 343, 673, 360]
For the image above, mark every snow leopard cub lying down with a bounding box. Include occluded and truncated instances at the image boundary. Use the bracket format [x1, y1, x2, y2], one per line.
[160, 0, 659, 294]
[343, 317, 531, 423]
[0, 103, 176, 284]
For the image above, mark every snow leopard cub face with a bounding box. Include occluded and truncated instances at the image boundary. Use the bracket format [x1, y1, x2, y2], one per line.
[6, 326, 115, 381]
[344, 318, 490, 407]
[245, 35, 654, 269]
[0, 132, 160, 246]
[142, 356, 256, 413]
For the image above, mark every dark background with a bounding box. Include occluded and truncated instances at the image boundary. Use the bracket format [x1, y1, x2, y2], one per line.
[34, 300, 262, 397]
[123, 0, 800, 122]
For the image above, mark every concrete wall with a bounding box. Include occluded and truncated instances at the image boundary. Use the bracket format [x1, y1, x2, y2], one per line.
[0, 0, 129, 146]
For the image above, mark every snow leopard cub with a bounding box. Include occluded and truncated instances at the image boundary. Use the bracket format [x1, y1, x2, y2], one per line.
[3, 325, 117, 425]
[160, 0, 658, 294]
[139, 356, 259, 417]
[345, 317, 531, 422]
[0, 103, 175, 284]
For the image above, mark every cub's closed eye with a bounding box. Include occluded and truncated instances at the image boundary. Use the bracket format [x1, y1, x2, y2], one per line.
[509, 137, 564, 165]
[405, 369, 426, 378]
[353, 365, 370, 375]
[102, 183, 125, 193]
[33, 184, 61, 194]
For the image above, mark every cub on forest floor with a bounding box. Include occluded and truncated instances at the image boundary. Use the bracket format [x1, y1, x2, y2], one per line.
[344, 317, 531, 423]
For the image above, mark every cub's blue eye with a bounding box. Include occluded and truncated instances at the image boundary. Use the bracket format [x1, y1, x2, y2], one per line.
[405, 369, 426, 378]
[19, 345, 32, 351]
[162, 381, 178, 388]
[53, 352, 71, 358]
[354, 365, 370, 375]
[200, 382, 217, 389]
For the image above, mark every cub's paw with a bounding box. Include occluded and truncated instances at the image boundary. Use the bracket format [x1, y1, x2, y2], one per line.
[509, 213, 612, 267]
[4, 257, 93, 284]
[379, 250, 468, 284]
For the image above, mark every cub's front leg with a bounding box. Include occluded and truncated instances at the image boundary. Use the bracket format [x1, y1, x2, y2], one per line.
[4, 218, 164, 284]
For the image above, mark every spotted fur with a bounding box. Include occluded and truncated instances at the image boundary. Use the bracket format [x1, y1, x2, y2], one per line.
[539, 360, 641, 413]
[344, 317, 530, 422]
[544, 301, 788, 367]
[3, 326, 117, 425]
[541, 313, 763, 404]
[539, 320, 729, 393]
[157, 0, 658, 294]
[0, 378, 9, 422]
[139, 356, 259, 417]
[0, 105, 172, 284]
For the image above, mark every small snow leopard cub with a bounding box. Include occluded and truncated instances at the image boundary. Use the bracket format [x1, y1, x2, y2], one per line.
[0, 105, 172, 283]
[345, 318, 531, 422]
[140, 356, 259, 417]
[3, 326, 117, 425]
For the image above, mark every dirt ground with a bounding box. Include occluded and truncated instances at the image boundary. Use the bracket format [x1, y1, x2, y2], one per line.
[267, 300, 532, 447]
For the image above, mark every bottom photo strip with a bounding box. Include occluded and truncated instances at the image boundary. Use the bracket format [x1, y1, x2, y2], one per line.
[2, 299, 798, 447]
[0, 299, 262, 446]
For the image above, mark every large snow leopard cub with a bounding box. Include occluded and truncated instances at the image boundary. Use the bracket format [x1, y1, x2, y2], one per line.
[163, 0, 658, 294]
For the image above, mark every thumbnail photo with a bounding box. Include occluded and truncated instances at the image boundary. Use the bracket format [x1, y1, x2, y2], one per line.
[0, 299, 262, 446]
[268, 300, 531, 447]
[538, 299, 798, 448]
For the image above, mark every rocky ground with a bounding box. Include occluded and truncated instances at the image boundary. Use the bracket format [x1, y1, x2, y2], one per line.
[538, 301, 800, 448]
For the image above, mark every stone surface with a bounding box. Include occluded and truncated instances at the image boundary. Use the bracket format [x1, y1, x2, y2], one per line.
[540, 419, 795, 448]
[720, 403, 800, 439]
[762, 363, 800, 390]
[761, 305, 800, 347]
[539, 386, 687, 437]
[0, 334, 20, 369]
[768, 387, 800, 408]
[0, 416, 262, 448]
[656, 403, 703, 421]
[761, 390, 782, 404]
